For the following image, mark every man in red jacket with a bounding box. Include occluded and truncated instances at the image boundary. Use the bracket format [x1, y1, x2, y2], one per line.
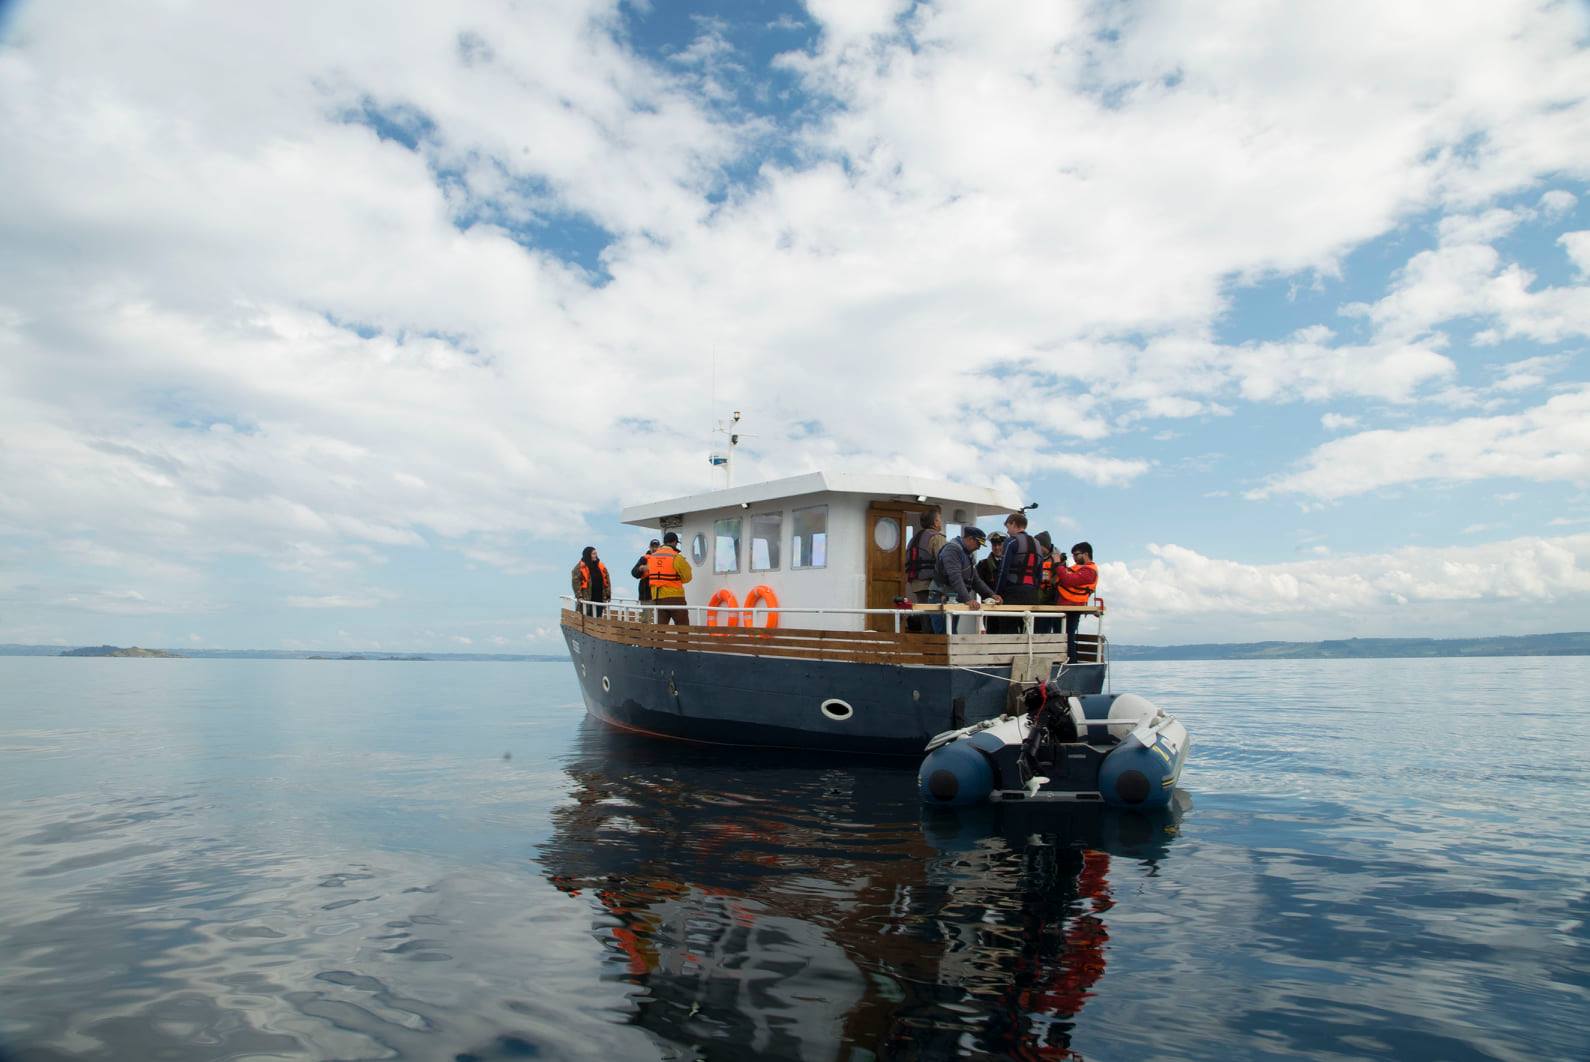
[1054, 542, 1099, 662]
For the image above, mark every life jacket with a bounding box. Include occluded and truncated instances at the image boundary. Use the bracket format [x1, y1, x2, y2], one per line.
[1057, 560, 1098, 605]
[904, 527, 941, 581]
[646, 547, 683, 590]
[1000, 532, 1042, 589]
[576, 560, 611, 598]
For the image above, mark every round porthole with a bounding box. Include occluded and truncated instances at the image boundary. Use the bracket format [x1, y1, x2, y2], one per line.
[820, 698, 854, 721]
[691, 532, 708, 564]
[601, 676, 611, 692]
[873, 517, 900, 551]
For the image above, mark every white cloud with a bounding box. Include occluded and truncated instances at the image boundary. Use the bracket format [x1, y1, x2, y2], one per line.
[1347, 210, 1590, 348]
[1562, 231, 1590, 275]
[1490, 354, 1571, 393]
[286, 593, 389, 608]
[51, 589, 206, 615]
[1254, 388, 1590, 501]
[1102, 533, 1590, 629]
[803, 0, 912, 49]
[1540, 189, 1577, 216]
[1043, 453, 1150, 488]
[1320, 412, 1360, 432]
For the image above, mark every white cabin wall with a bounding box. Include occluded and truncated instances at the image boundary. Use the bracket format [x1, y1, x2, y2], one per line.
[620, 490, 1018, 632]
[635, 491, 872, 632]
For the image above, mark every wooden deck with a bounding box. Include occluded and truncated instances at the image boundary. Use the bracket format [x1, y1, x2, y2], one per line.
[562, 609, 1104, 667]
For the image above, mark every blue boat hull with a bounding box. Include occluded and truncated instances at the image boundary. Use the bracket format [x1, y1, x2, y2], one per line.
[562, 623, 1106, 757]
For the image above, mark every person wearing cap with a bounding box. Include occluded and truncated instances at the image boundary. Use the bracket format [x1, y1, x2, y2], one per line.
[975, 532, 1005, 590]
[646, 531, 693, 625]
[571, 546, 611, 617]
[928, 526, 1001, 634]
[631, 538, 662, 602]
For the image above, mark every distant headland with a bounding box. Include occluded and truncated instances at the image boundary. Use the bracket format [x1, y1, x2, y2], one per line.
[58, 645, 182, 658]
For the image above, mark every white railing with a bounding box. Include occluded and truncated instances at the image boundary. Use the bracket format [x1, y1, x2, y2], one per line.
[561, 595, 1107, 664]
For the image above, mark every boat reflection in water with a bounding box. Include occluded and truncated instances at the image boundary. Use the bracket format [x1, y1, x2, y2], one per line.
[539, 718, 1187, 1059]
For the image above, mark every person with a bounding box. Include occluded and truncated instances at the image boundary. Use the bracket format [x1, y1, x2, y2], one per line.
[571, 546, 611, 617]
[1034, 530, 1062, 635]
[631, 539, 661, 602]
[928, 525, 1000, 634]
[903, 508, 946, 633]
[991, 511, 1044, 633]
[646, 531, 693, 625]
[1054, 541, 1099, 661]
[975, 532, 1005, 590]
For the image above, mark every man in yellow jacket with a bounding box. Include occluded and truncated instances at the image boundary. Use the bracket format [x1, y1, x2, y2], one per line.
[646, 531, 694, 625]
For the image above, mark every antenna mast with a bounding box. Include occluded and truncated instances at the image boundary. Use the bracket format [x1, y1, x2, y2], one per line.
[709, 410, 750, 489]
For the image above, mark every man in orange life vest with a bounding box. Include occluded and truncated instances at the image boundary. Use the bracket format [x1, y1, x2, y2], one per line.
[571, 546, 611, 617]
[1054, 541, 1099, 661]
[991, 511, 1044, 633]
[646, 531, 693, 625]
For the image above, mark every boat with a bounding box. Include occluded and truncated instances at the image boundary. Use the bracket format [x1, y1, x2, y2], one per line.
[918, 685, 1189, 808]
[561, 471, 1110, 756]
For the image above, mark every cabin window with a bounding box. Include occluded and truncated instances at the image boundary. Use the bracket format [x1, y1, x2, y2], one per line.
[690, 532, 708, 565]
[750, 512, 782, 572]
[791, 505, 828, 569]
[713, 517, 742, 573]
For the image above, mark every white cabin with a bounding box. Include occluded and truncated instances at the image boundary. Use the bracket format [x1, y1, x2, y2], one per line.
[620, 472, 1022, 632]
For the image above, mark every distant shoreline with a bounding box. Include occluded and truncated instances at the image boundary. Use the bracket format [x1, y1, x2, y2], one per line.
[2, 632, 1587, 662]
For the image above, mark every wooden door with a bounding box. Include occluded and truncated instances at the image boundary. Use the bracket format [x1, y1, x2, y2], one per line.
[865, 505, 909, 632]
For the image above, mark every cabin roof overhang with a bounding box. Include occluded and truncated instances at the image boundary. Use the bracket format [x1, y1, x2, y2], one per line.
[619, 472, 1024, 527]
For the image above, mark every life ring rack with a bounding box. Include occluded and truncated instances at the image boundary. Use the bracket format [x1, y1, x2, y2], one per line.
[742, 585, 780, 630]
[706, 588, 740, 627]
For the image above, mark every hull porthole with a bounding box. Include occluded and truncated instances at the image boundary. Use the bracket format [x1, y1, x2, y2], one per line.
[820, 698, 854, 722]
[601, 676, 611, 692]
[580, 664, 587, 677]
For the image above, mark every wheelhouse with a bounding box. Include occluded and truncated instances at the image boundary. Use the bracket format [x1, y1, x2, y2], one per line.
[619, 472, 1021, 633]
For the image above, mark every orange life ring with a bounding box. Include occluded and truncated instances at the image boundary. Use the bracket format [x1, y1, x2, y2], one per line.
[706, 588, 740, 627]
[741, 585, 780, 629]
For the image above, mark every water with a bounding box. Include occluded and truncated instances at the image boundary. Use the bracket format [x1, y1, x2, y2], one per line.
[0, 657, 1585, 1061]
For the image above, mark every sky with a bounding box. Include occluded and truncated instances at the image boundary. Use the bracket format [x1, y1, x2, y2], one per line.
[1, 0, 1588, 652]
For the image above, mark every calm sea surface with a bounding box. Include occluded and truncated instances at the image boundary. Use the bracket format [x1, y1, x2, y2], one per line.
[0, 656, 1585, 1061]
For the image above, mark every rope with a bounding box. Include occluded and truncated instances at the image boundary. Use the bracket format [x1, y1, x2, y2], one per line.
[950, 664, 1027, 684]
[951, 663, 1076, 686]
